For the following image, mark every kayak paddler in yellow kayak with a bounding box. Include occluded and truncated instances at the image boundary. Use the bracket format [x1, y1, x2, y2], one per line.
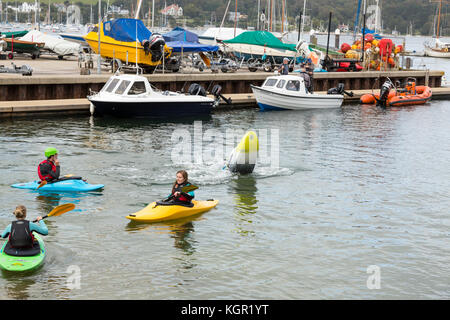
[162, 170, 196, 206]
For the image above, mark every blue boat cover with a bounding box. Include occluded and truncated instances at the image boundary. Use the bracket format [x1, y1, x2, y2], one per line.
[166, 40, 219, 52]
[163, 27, 199, 43]
[361, 27, 382, 39]
[103, 18, 152, 43]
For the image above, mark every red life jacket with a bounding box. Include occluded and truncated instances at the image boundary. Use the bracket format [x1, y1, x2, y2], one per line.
[172, 183, 192, 202]
[38, 159, 56, 181]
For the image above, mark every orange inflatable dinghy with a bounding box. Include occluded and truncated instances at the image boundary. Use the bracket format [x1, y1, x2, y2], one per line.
[360, 85, 432, 107]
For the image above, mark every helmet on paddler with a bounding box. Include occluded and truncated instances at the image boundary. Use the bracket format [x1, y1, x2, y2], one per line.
[44, 147, 58, 158]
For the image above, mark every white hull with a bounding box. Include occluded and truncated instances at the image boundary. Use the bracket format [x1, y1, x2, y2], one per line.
[424, 46, 450, 58]
[251, 85, 343, 110]
[222, 42, 296, 58]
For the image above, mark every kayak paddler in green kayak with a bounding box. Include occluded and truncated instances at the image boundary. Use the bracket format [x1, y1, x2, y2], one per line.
[1, 205, 48, 255]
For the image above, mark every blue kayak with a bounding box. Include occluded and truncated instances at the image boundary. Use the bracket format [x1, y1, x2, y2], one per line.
[11, 179, 104, 192]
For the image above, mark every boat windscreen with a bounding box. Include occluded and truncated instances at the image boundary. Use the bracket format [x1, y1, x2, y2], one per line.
[105, 78, 120, 93]
[115, 80, 131, 94]
[264, 79, 278, 87]
[128, 81, 147, 95]
[286, 80, 300, 91]
[276, 80, 286, 88]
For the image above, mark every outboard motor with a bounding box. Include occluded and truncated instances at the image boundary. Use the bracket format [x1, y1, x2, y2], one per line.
[141, 39, 150, 55]
[188, 83, 207, 97]
[327, 83, 354, 97]
[148, 33, 166, 62]
[376, 79, 394, 108]
[211, 84, 232, 106]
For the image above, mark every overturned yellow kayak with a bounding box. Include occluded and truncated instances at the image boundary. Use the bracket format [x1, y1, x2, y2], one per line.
[126, 200, 219, 223]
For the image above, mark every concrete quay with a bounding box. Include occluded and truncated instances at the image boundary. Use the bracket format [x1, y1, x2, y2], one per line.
[0, 69, 444, 102]
[2, 87, 450, 118]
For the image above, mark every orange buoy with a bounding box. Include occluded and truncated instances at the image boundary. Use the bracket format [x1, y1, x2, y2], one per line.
[360, 94, 377, 104]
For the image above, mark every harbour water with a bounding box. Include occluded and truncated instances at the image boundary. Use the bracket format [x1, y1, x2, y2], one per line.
[0, 32, 450, 300]
[0, 97, 449, 299]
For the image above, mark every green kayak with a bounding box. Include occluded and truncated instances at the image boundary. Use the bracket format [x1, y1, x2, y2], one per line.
[0, 232, 46, 272]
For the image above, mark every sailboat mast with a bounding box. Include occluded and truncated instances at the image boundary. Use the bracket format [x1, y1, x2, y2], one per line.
[437, 0, 442, 39]
[135, 0, 142, 19]
[234, 0, 237, 37]
[300, 0, 306, 40]
[281, 0, 285, 33]
[152, 0, 154, 29]
[257, 0, 260, 30]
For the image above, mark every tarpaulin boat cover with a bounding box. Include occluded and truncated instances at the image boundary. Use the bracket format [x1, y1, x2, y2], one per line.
[166, 40, 219, 52]
[103, 18, 152, 43]
[223, 31, 296, 51]
[20, 30, 79, 56]
[163, 27, 199, 43]
[2, 30, 29, 38]
[361, 28, 382, 39]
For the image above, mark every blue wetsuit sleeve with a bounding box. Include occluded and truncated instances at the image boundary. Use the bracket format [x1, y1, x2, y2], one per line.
[30, 220, 48, 236]
[1, 224, 11, 238]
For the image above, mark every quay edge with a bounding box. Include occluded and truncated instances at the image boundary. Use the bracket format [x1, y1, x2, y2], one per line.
[3, 87, 450, 118]
[0, 70, 444, 102]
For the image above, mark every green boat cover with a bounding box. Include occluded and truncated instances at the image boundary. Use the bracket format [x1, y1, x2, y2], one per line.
[2, 30, 29, 38]
[223, 31, 297, 51]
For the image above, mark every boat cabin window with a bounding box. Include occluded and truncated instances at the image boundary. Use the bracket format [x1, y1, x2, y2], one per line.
[286, 80, 300, 91]
[276, 80, 286, 88]
[115, 80, 131, 95]
[128, 81, 147, 95]
[92, 26, 98, 33]
[104, 22, 111, 32]
[264, 79, 278, 87]
[105, 78, 120, 93]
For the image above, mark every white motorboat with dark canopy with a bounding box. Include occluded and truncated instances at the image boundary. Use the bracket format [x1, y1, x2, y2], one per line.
[250, 75, 353, 111]
[88, 73, 228, 117]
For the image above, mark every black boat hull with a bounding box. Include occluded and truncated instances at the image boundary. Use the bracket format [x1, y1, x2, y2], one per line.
[90, 100, 214, 118]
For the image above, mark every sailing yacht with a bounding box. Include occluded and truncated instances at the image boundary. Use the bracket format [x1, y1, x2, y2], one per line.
[424, 0, 450, 58]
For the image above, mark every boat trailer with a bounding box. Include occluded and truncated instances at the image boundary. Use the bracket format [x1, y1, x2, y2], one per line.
[0, 62, 33, 76]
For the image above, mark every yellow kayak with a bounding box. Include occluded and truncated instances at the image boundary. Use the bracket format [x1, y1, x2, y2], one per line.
[126, 200, 219, 223]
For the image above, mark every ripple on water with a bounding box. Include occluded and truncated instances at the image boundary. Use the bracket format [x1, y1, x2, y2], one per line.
[1, 101, 450, 299]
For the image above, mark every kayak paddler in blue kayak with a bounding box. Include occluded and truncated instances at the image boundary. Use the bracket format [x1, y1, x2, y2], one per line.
[37, 147, 84, 183]
[1, 205, 48, 254]
[38, 147, 61, 183]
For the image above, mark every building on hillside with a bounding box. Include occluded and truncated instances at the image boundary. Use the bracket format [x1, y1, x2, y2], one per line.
[14, 3, 38, 13]
[338, 24, 349, 33]
[161, 4, 183, 17]
[108, 5, 129, 16]
[228, 12, 247, 21]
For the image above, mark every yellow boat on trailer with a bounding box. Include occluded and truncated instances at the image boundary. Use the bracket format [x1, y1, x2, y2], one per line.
[84, 18, 173, 73]
[126, 200, 219, 223]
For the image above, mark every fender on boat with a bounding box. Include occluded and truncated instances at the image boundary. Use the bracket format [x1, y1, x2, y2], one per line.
[227, 131, 259, 174]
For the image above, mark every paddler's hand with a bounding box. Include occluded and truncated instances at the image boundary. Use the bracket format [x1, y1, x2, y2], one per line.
[35, 216, 43, 222]
[55, 159, 60, 166]
[174, 192, 181, 197]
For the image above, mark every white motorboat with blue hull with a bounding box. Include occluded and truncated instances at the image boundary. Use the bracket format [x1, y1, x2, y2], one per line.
[251, 75, 346, 111]
[88, 73, 219, 118]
